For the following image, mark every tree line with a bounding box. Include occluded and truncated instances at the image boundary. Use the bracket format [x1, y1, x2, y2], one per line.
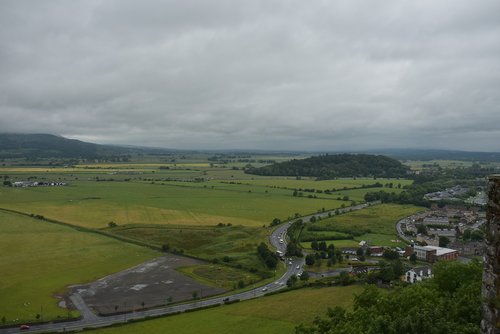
[245, 154, 410, 179]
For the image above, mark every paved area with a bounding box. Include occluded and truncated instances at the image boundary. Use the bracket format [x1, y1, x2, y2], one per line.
[70, 255, 226, 315]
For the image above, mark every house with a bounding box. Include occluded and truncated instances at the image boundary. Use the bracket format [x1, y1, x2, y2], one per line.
[427, 228, 457, 240]
[423, 216, 449, 226]
[369, 246, 384, 257]
[405, 266, 433, 284]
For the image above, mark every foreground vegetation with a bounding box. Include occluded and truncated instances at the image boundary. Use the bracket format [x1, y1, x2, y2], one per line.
[296, 261, 482, 334]
[87, 285, 364, 334]
[0, 211, 158, 324]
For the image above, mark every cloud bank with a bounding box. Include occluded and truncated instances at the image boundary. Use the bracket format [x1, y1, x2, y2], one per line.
[1, 0, 499, 151]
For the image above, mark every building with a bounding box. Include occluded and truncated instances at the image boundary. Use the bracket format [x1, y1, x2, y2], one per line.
[405, 245, 459, 263]
[405, 266, 433, 284]
[423, 216, 449, 226]
[427, 228, 457, 239]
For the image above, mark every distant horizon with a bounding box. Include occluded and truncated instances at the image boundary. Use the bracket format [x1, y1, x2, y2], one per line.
[2, 131, 500, 155]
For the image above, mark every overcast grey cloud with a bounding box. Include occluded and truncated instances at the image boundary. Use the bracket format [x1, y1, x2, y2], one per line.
[1, 0, 499, 151]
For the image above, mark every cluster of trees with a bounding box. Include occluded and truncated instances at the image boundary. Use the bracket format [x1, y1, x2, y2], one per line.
[364, 189, 430, 207]
[256, 243, 278, 269]
[286, 241, 304, 257]
[463, 228, 484, 241]
[245, 154, 410, 179]
[270, 218, 281, 227]
[305, 243, 342, 267]
[296, 260, 482, 334]
[366, 259, 405, 283]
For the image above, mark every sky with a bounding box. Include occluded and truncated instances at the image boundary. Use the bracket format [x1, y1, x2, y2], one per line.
[0, 0, 499, 151]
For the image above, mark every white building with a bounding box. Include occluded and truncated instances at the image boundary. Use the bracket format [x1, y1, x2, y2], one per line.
[405, 267, 433, 284]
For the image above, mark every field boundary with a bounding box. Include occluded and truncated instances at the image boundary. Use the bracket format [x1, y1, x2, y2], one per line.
[0, 207, 167, 253]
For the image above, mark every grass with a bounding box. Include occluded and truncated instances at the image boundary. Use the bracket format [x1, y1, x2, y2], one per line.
[0, 180, 351, 229]
[0, 211, 159, 324]
[177, 264, 261, 290]
[106, 224, 272, 275]
[302, 239, 361, 249]
[299, 229, 351, 242]
[311, 204, 423, 235]
[86, 285, 364, 334]
[301, 204, 424, 247]
[229, 177, 413, 191]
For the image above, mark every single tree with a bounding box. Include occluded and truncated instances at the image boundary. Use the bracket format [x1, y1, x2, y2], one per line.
[410, 253, 417, 264]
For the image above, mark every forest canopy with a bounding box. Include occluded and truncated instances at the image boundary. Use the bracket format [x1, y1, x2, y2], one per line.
[245, 154, 410, 179]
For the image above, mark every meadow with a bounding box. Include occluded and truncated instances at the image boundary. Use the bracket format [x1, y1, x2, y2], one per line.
[177, 264, 262, 290]
[87, 285, 364, 334]
[300, 204, 424, 247]
[0, 164, 414, 230]
[107, 224, 273, 275]
[233, 177, 413, 191]
[0, 180, 346, 228]
[0, 210, 159, 324]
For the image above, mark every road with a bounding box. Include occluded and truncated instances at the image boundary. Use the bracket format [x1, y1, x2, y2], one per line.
[396, 217, 413, 243]
[1, 203, 375, 333]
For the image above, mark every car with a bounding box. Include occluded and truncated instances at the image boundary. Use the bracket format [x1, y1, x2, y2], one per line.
[262, 287, 268, 292]
[288, 261, 292, 265]
[296, 265, 300, 270]
[19, 324, 30, 330]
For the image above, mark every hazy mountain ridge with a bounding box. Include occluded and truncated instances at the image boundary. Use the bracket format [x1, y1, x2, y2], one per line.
[2, 133, 500, 162]
[0, 133, 164, 159]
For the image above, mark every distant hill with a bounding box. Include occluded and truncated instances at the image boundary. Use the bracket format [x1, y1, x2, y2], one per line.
[245, 154, 410, 179]
[0, 133, 166, 159]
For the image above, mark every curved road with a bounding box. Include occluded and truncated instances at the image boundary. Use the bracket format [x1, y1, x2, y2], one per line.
[1, 203, 376, 333]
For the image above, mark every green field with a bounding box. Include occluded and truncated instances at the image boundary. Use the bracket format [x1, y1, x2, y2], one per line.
[107, 224, 272, 275]
[87, 285, 364, 334]
[0, 165, 414, 230]
[222, 177, 412, 193]
[177, 264, 261, 290]
[301, 204, 424, 247]
[0, 211, 159, 324]
[0, 180, 351, 229]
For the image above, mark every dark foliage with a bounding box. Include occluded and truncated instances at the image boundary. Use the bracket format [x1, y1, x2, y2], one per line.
[296, 261, 482, 334]
[257, 242, 278, 269]
[245, 154, 409, 179]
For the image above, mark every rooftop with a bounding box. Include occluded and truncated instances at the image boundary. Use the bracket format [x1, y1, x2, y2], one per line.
[414, 245, 457, 256]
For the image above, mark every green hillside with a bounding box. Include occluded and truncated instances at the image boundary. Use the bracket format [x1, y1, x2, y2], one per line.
[245, 154, 410, 179]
